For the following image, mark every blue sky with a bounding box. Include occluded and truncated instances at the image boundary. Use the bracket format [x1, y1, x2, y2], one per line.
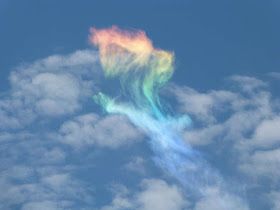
[0, 0, 280, 210]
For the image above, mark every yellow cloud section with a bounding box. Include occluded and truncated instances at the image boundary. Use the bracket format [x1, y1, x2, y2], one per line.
[89, 26, 174, 80]
[90, 26, 152, 72]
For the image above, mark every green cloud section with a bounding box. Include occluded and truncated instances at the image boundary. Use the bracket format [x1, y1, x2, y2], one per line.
[90, 26, 175, 119]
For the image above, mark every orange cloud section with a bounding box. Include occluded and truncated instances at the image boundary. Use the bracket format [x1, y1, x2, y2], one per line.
[89, 26, 174, 79]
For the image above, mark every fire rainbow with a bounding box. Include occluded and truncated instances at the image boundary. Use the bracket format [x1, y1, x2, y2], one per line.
[90, 26, 230, 198]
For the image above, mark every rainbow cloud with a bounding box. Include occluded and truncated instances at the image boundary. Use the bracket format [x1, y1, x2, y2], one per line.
[89, 26, 247, 204]
[90, 26, 175, 119]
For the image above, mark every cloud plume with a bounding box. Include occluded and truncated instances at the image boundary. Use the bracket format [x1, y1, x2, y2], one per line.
[90, 26, 249, 208]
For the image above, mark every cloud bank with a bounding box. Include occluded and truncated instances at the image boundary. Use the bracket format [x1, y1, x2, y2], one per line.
[0, 30, 279, 209]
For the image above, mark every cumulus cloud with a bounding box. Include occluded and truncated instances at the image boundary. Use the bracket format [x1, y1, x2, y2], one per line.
[0, 50, 102, 209]
[25, 72, 83, 116]
[194, 187, 249, 210]
[124, 156, 147, 175]
[56, 113, 143, 149]
[171, 75, 277, 147]
[269, 191, 280, 210]
[0, 49, 149, 209]
[170, 84, 273, 147]
[229, 75, 267, 90]
[0, 50, 98, 129]
[169, 75, 279, 209]
[136, 179, 187, 210]
[0, 164, 93, 210]
[0, 46, 279, 209]
[250, 116, 280, 149]
[169, 85, 238, 124]
[21, 200, 70, 210]
[100, 179, 188, 210]
[101, 179, 251, 210]
[0, 131, 93, 210]
[239, 148, 280, 180]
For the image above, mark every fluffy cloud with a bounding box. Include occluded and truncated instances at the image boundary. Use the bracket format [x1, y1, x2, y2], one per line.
[0, 49, 149, 209]
[136, 179, 187, 210]
[0, 130, 94, 209]
[194, 187, 249, 210]
[0, 162, 93, 210]
[250, 116, 280, 149]
[169, 75, 279, 209]
[171, 74, 278, 148]
[0, 50, 98, 129]
[170, 85, 238, 124]
[0, 50, 102, 209]
[124, 156, 147, 175]
[101, 179, 251, 210]
[239, 148, 280, 180]
[100, 179, 187, 210]
[23, 72, 83, 116]
[21, 201, 70, 210]
[1, 46, 279, 209]
[171, 86, 273, 146]
[269, 191, 280, 210]
[228, 75, 267, 93]
[56, 113, 143, 149]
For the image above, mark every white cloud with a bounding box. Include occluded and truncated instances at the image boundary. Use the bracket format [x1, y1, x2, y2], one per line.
[101, 179, 251, 210]
[100, 192, 133, 210]
[269, 191, 280, 210]
[0, 48, 157, 210]
[169, 85, 238, 124]
[40, 147, 66, 164]
[183, 123, 224, 146]
[239, 148, 280, 180]
[0, 166, 93, 210]
[29, 73, 82, 116]
[174, 78, 272, 139]
[100, 179, 188, 210]
[0, 98, 34, 129]
[21, 200, 68, 210]
[0, 49, 99, 129]
[0, 131, 34, 143]
[194, 187, 249, 210]
[229, 75, 267, 93]
[124, 156, 146, 175]
[57, 113, 143, 149]
[251, 116, 280, 148]
[170, 75, 280, 189]
[176, 89, 272, 146]
[0, 47, 98, 207]
[0, 48, 149, 209]
[0, 45, 279, 210]
[268, 72, 280, 80]
[0, 138, 93, 209]
[136, 179, 187, 210]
